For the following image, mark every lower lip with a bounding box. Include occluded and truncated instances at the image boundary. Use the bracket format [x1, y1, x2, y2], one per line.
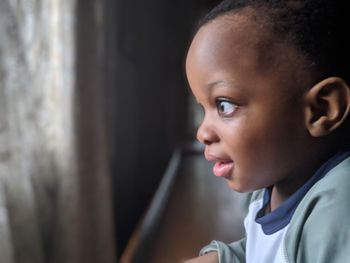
[213, 161, 234, 177]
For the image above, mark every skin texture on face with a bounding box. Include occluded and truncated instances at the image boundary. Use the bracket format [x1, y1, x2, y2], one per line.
[186, 9, 329, 209]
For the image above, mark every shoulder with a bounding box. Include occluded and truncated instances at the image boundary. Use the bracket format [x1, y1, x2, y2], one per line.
[297, 156, 350, 217]
[311, 156, 350, 196]
[285, 157, 350, 262]
[293, 156, 350, 220]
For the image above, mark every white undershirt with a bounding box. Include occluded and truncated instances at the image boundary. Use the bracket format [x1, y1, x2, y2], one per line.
[245, 199, 289, 263]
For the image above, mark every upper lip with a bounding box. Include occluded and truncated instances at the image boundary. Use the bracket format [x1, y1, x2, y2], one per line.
[204, 151, 232, 163]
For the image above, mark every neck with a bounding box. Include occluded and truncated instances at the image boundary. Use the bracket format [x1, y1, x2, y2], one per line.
[270, 147, 337, 211]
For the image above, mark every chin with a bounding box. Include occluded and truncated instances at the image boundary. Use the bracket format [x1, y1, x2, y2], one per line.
[226, 181, 250, 193]
[226, 179, 263, 193]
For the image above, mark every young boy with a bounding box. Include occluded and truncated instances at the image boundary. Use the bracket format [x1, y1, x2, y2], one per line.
[185, 0, 350, 262]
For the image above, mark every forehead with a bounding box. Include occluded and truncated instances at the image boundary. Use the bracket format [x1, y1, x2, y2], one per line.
[186, 9, 310, 94]
[188, 9, 284, 73]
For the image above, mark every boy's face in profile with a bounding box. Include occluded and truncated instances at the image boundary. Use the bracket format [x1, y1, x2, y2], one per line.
[186, 11, 317, 193]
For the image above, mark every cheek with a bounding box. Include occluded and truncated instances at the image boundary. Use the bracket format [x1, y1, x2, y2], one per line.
[225, 118, 270, 148]
[222, 105, 302, 160]
[223, 122, 266, 161]
[225, 119, 285, 168]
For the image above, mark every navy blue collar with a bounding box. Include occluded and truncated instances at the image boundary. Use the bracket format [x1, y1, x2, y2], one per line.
[255, 150, 350, 235]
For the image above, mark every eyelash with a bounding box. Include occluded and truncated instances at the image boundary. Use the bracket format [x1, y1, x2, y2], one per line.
[215, 98, 238, 117]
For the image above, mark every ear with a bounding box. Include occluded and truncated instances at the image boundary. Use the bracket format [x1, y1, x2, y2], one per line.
[305, 77, 350, 137]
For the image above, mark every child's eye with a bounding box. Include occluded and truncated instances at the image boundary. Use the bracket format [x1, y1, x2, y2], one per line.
[216, 98, 237, 117]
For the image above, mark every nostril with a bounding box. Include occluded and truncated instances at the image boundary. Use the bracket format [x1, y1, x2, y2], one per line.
[196, 126, 217, 145]
[203, 138, 212, 145]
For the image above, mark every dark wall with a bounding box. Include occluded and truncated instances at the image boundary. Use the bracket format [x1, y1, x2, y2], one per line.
[104, 0, 196, 256]
[103, 0, 224, 257]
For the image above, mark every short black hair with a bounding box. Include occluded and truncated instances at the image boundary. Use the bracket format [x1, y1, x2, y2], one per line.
[198, 0, 350, 84]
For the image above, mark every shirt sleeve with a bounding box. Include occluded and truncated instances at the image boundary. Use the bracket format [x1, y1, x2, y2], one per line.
[199, 238, 246, 263]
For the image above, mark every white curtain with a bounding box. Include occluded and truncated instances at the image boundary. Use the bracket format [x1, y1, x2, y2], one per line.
[0, 0, 116, 262]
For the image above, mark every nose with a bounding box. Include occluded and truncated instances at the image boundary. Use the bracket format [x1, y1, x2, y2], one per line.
[196, 119, 219, 145]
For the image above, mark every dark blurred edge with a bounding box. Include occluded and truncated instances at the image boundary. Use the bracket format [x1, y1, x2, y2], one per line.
[120, 142, 203, 263]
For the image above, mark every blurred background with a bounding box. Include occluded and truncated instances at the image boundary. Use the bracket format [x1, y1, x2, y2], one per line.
[0, 0, 246, 262]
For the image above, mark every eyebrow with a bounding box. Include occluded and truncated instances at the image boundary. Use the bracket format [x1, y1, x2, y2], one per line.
[206, 80, 226, 90]
[205, 79, 244, 95]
